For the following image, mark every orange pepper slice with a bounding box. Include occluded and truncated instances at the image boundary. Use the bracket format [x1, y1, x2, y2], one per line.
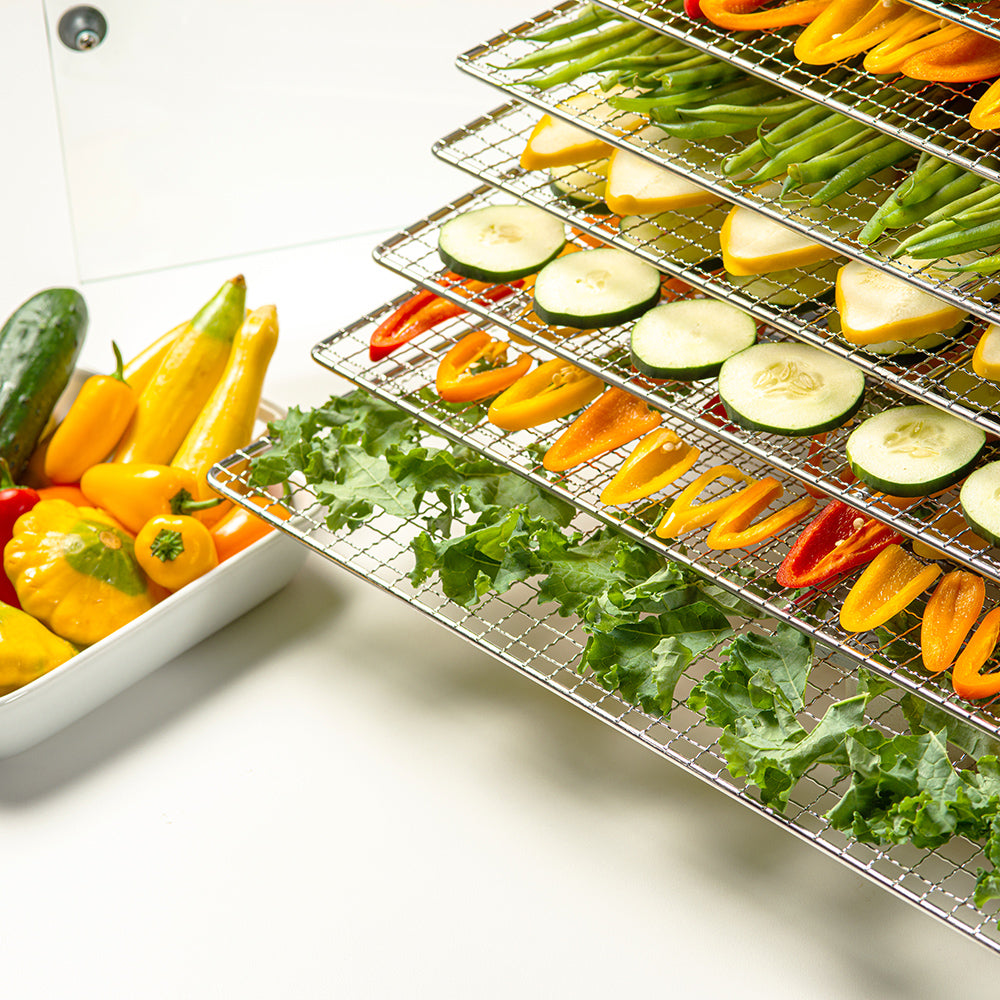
[435, 332, 532, 404]
[655, 463, 752, 539]
[920, 570, 986, 674]
[542, 387, 661, 473]
[600, 428, 700, 506]
[902, 21, 1000, 83]
[863, 9, 954, 75]
[699, 0, 833, 30]
[839, 544, 941, 633]
[705, 478, 816, 551]
[952, 608, 1000, 701]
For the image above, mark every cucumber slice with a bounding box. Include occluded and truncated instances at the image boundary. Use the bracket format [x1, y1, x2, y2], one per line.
[960, 461, 1000, 545]
[438, 205, 566, 283]
[717, 342, 865, 436]
[846, 404, 986, 497]
[630, 299, 757, 381]
[533, 247, 661, 329]
[549, 160, 610, 215]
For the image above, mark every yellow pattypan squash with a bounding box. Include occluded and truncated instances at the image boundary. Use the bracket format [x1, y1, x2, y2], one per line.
[5, 499, 167, 646]
[0, 601, 77, 695]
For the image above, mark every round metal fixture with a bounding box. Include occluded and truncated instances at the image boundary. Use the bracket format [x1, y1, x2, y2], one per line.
[57, 6, 108, 51]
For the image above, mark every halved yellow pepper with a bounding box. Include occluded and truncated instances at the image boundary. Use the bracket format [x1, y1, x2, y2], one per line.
[973, 324, 1000, 381]
[839, 544, 941, 633]
[599, 428, 700, 506]
[863, 9, 951, 75]
[795, 0, 912, 65]
[655, 464, 752, 539]
[487, 359, 604, 432]
[542, 387, 661, 472]
[971, 78, 1000, 132]
[920, 569, 985, 674]
[705, 478, 816, 550]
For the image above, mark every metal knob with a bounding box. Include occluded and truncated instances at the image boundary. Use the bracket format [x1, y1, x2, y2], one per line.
[58, 6, 107, 51]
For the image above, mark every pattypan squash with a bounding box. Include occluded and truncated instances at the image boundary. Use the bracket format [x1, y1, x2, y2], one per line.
[5, 499, 166, 646]
[0, 601, 77, 695]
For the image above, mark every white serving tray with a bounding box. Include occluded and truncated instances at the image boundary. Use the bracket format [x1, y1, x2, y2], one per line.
[0, 372, 307, 757]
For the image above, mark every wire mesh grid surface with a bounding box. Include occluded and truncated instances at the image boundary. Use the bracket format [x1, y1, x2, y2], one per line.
[207, 411, 1000, 953]
[371, 184, 1000, 587]
[594, 0, 1000, 179]
[432, 99, 1000, 436]
[902, 2, 1000, 42]
[305, 292, 1000, 739]
[455, 5, 1000, 329]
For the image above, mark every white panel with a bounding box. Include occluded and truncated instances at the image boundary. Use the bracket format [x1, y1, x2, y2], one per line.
[43, 0, 536, 280]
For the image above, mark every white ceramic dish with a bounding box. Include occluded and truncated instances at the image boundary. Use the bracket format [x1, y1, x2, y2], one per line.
[0, 372, 307, 757]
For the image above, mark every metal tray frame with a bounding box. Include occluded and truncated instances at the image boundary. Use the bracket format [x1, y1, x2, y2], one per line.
[595, 0, 1000, 180]
[207, 392, 1000, 956]
[294, 291, 1000, 741]
[904, 1, 1000, 42]
[456, 4, 1000, 328]
[432, 99, 1000, 437]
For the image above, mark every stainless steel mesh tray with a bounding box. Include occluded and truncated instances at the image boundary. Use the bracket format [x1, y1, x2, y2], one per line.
[595, 0, 1000, 180]
[207, 384, 1000, 955]
[432, 99, 1000, 436]
[371, 184, 1000, 588]
[456, 5, 1000, 329]
[301, 290, 1000, 739]
[903, 1, 1000, 42]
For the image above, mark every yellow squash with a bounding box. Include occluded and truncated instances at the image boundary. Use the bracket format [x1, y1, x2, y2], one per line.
[0, 602, 77, 695]
[171, 304, 278, 502]
[114, 275, 247, 465]
[5, 499, 166, 646]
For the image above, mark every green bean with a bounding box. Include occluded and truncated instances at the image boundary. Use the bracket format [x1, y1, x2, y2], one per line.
[721, 103, 833, 176]
[921, 183, 1000, 226]
[948, 253, 1000, 275]
[904, 219, 1000, 258]
[808, 139, 913, 205]
[524, 4, 611, 42]
[894, 157, 963, 208]
[881, 172, 985, 228]
[675, 89, 802, 123]
[524, 28, 659, 89]
[657, 62, 746, 90]
[789, 133, 901, 188]
[648, 116, 759, 139]
[746, 116, 869, 184]
[508, 21, 641, 70]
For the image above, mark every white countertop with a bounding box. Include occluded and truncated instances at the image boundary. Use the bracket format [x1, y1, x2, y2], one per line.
[4, 2, 1000, 996]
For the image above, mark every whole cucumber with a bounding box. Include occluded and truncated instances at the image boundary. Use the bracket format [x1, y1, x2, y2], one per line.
[0, 288, 88, 477]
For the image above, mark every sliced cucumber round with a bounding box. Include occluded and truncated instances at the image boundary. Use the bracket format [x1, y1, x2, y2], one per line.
[630, 299, 757, 381]
[846, 404, 986, 497]
[549, 160, 610, 214]
[717, 342, 865, 436]
[960, 461, 1000, 545]
[438, 205, 566, 283]
[532, 247, 661, 329]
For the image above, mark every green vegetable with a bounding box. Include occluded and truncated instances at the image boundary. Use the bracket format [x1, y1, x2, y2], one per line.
[0, 288, 88, 478]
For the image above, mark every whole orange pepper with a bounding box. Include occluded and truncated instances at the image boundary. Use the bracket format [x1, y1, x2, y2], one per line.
[135, 514, 218, 591]
[210, 495, 292, 562]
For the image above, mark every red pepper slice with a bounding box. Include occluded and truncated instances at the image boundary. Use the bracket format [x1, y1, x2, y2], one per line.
[369, 279, 522, 362]
[776, 500, 903, 589]
[684, 0, 705, 16]
[435, 332, 532, 403]
[0, 460, 39, 609]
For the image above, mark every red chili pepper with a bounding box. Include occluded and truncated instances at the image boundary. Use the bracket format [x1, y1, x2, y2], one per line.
[0, 461, 39, 608]
[369, 279, 523, 362]
[776, 499, 902, 589]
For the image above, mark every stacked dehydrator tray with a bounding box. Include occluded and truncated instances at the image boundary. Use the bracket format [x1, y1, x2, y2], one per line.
[208, 1, 1000, 952]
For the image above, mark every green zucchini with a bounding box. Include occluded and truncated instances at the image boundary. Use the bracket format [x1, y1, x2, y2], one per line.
[0, 288, 88, 476]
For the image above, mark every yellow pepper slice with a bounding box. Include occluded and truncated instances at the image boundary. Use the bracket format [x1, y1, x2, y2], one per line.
[920, 569, 986, 674]
[794, 0, 913, 65]
[705, 478, 816, 551]
[839, 544, 941, 633]
[599, 428, 700, 506]
[487, 359, 604, 432]
[655, 463, 752, 539]
[862, 9, 950, 75]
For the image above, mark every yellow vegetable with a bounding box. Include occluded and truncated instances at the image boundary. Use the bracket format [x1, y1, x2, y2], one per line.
[114, 276, 247, 465]
[0, 602, 77, 695]
[973, 323, 1000, 382]
[123, 320, 187, 394]
[4, 499, 166, 646]
[171, 304, 278, 502]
